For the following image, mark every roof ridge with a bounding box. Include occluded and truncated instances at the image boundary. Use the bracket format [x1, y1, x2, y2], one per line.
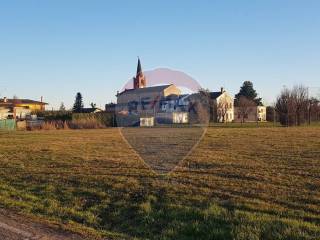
[118, 84, 173, 95]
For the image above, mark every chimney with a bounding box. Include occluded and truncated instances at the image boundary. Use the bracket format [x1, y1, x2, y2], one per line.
[221, 87, 224, 93]
[3, 97, 7, 103]
[40, 96, 43, 102]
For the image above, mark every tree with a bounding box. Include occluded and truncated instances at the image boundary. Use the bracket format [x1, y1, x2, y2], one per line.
[188, 89, 211, 124]
[235, 81, 262, 106]
[309, 97, 320, 123]
[73, 92, 84, 113]
[237, 96, 256, 123]
[275, 87, 292, 126]
[266, 106, 277, 123]
[59, 102, 66, 111]
[275, 85, 309, 126]
[197, 88, 211, 124]
[90, 102, 97, 108]
[291, 85, 309, 125]
[196, 88, 215, 123]
[216, 95, 232, 123]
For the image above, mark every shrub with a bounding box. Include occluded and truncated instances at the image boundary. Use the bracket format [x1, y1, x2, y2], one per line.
[37, 111, 72, 121]
[72, 113, 114, 128]
[69, 117, 105, 129]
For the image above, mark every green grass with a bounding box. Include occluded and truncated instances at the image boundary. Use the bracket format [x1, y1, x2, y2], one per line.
[0, 127, 319, 239]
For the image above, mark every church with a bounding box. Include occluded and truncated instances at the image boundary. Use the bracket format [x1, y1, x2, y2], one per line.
[116, 59, 182, 116]
[115, 59, 190, 126]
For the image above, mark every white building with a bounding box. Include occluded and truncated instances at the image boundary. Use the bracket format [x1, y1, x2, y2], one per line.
[234, 106, 267, 122]
[210, 88, 234, 123]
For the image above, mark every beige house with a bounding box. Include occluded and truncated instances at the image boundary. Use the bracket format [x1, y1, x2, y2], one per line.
[234, 105, 266, 122]
[210, 88, 234, 122]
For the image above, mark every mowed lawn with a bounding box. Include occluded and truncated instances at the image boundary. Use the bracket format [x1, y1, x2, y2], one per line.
[0, 127, 319, 239]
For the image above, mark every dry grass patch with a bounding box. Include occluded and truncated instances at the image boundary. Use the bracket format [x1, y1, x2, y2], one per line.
[0, 127, 319, 239]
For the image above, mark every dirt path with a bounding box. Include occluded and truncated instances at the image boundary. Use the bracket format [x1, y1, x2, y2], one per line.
[0, 209, 85, 240]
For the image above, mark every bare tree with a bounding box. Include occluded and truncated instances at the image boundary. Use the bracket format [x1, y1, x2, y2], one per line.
[195, 101, 210, 124]
[309, 97, 320, 123]
[275, 87, 292, 126]
[291, 85, 309, 125]
[188, 89, 211, 124]
[275, 85, 310, 126]
[217, 94, 232, 123]
[198, 88, 211, 124]
[237, 96, 256, 124]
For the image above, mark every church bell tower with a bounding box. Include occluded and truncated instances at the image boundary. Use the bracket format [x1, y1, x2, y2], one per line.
[133, 58, 146, 89]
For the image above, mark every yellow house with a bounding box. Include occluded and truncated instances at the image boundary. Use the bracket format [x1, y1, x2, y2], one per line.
[13, 100, 46, 111]
[0, 97, 48, 116]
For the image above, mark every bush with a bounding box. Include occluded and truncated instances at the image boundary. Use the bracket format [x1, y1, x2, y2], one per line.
[69, 116, 105, 129]
[37, 111, 72, 121]
[30, 112, 115, 130]
[40, 121, 69, 130]
[71, 113, 114, 128]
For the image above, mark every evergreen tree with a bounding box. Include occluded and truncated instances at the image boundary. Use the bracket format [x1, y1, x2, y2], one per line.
[73, 92, 84, 113]
[235, 81, 262, 106]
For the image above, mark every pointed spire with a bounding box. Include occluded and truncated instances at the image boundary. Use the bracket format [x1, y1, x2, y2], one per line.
[136, 57, 142, 75]
[133, 57, 146, 89]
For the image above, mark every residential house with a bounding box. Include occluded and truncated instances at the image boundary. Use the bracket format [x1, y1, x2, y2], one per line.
[209, 88, 234, 122]
[0, 97, 47, 120]
[234, 105, 267, 122]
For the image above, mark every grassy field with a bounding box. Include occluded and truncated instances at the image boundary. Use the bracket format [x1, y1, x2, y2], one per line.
[0, 126, 319, 239]
[121, 127, 206, 174]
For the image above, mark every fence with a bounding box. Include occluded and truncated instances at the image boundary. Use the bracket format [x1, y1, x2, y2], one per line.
[0, 119, 16, 130]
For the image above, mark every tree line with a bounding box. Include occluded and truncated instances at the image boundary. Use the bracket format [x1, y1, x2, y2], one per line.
[235, 82, 320, 126]
[72, 83, 320, 126]
[275, 85, 320, 126]
[198, 81, 320, 126]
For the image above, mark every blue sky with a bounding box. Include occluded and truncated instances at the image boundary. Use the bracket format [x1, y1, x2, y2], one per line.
[0, 0, 319, 109]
